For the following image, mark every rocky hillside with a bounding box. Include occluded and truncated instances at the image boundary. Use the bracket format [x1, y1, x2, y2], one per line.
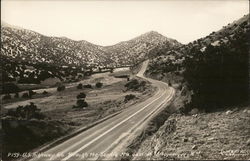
[1, 22, 111, 68]
[130, 15, 250, 160]
[146, 14, 249, 111]
[103, 31, 181, 65]
[1, 22, 180, 85]
[1, 23, 180, 68]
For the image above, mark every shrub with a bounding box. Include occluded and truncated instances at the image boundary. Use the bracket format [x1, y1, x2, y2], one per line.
[77, 92, 86, 99]
[95, 82, 103, 88]
[22, 93, 29, 98]
[183, 33, 249, 111]
[77, 83, 83, 89]
[76, 99, 88, 108]
[57, 85, 65, 91]
[125, 79, 146, 91]
[42, 91, 48, 95]
[124, 94, 136, 102]
[140, 81, 146, 86]
[6, 102, 45, 120]
[83, 84, 92, 88]
[2, 94, 11, 100]
[125, 79, 139, 90]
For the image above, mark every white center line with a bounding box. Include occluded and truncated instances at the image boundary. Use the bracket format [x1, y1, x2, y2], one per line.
[62, 90, 166, 161]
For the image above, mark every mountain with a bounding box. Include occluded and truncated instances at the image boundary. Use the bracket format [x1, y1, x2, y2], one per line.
[1, 23, 112, 68]
[1, 23, 180, 84]
[102, 31, 181, 65]
[1, 24, 180, 67]
[146, 14, 249, 111]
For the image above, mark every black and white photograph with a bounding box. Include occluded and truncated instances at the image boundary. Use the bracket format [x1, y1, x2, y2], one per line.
[1, 0, 249, 160]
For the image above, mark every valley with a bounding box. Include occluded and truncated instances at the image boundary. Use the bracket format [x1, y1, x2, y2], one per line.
[1, 67, 156, 160]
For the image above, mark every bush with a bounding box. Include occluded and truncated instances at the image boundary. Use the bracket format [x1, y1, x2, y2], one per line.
[125, 79, 139, 90]
[2, 94, 11, 100]
[42, 91, 48, 95]
[83, 84, 92, 88]
[6, 102, 45, 120]
[183, 33, 249, 111]
[125, 79, 146, 91]
[140, 81, 146, 86]
[22, 93, 29, 98]
[77, 92, 86, 99]
[77, 83, 83, 89]
[124, 94, 136, 102]
[76, 99, 88, 108]
[95, 82, 103, 88]
[57, 85, 65, 91]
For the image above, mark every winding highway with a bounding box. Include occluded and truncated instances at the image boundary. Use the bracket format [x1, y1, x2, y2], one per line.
[31, 60, 175, 161]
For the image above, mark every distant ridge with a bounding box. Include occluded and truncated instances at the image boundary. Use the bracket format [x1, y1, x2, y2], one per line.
[1, 22, 181, 67]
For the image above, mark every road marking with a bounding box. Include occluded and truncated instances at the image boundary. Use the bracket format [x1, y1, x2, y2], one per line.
[62, 89, 166, 161]
[98, 88, 174, 160]
[47, 89, 162, 161]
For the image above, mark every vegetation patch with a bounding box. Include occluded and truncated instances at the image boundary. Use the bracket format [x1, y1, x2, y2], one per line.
[95, 82, 103, 88]
[57, 85, 66, 92]
[124, 94, 136, 103]
[125, 79, 147, 92]
[1, 103, 71, 160]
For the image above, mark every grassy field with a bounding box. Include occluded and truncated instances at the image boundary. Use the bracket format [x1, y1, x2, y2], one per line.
[2, 68, 154, 122]
[1, 68, 156, 160]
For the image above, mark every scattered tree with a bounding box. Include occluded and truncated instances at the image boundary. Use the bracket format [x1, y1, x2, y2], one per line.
[77, 83, 83, 89]
[42, 91, 48, 95]
[77, 92, 86, 99]
[57, 85, 65, 91]
[95, 82, 103, 88]
[76, 99, 88, 108]
[6, 102, 45, 120]
[124, 94, 136, 102]
[83, 84, 92, 88]
[22, 93, 29, 98]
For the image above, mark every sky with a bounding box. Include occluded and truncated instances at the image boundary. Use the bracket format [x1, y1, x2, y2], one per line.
[1, 0, 249, 45]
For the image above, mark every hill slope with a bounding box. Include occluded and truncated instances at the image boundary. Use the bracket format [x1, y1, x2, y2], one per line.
[1, 23, 181, 85]
[103, 31, 181, 65]
[1, 23, 111, 68]
[1, 24, 180, 68]
[130, 14, 249, 161]
[146, 14, 249, 111]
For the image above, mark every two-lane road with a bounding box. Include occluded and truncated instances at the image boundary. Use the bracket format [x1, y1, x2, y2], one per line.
[31, 60, 175, 161]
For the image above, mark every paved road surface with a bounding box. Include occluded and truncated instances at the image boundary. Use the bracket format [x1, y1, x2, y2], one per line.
[31, 60, 175, 161]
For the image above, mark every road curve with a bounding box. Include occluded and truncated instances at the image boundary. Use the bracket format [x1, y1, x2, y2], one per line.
[31, 60, 175, 161]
